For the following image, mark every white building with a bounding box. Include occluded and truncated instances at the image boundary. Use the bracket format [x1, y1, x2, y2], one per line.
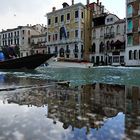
[31, 33, 47, 54]
[0, 24, 46, 57]
[90, 13, 126, 66]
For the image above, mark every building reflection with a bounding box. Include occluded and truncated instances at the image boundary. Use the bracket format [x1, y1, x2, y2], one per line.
[1, 76, 140, 138]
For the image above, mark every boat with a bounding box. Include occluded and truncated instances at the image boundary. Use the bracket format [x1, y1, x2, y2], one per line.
[47, 57, 93, 68]
[0, 53, 54, 70]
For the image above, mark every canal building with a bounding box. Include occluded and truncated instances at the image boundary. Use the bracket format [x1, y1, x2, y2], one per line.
[0, 24, 46, 57]
[126, 0, 140, 66]
[30, 32, 47, 55]
[91, 12, 126, 66]
[46, 1, 85, 61]
[45, 0, 105, 62]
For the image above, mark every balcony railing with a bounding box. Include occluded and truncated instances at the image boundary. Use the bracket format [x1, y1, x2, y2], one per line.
[104, 33, 115, 39]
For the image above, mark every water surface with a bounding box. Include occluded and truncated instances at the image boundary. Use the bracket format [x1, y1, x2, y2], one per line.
[0, 67, 140, 140]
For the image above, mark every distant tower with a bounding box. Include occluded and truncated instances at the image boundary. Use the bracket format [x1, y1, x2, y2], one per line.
[72, 0, 74, 5]
[87, 0, 90, 5]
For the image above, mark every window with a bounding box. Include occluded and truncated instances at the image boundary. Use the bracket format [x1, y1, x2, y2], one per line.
[67, 31, 69, 38]
[116, 25, 120, 34]
[55, 34, 58, 40]
[81, 12, 84, 18]
[48, 19, 51, 25]
[99, 42, 104, 53]
[75, 30, 78, 37]
[91, 43, 96, 53]
[75, 10, 79, 18]
[22, 30, 25, 34]
[134, 50, 137, 60]
[60, 27, 67, 40]
[28, 30, 30, 35]
[106, 27, 110, 34]
[100, 28, 103, 37]
[129, 50, 133, 60]
[127, 35, 133, 45]
[48, 35, 51, 42]
[127, 20, 133, 31]
[110, 26, 114, 33]
[67, 13, 70, 20]
[110, 18, 113, 22]
[55, 17, 58, 23]
[127, 5, 133, 16]
[61, 15, 64, 22]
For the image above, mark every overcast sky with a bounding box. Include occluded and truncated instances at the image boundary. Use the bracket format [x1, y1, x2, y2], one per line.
[0, 0, 125, 30]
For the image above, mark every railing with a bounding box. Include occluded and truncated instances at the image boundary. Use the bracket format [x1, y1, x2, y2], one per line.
[104, 33, 115, 39]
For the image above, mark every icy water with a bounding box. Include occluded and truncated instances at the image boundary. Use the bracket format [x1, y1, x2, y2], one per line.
[0, 66, 140, 140]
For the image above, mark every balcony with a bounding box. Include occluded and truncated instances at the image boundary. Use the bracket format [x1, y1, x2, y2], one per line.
[104, 33, 115, 39]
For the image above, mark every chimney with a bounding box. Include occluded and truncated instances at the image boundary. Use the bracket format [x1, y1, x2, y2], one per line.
[72, 0, 74, 5]
[97, 0, 99, 5]
[52, 7, 56, 12]
[100, 2, 102, 12]
[102, 6, 104, 13]
[87, 0, 90, 5]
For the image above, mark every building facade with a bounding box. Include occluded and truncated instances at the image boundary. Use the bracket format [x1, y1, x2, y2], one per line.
[31, 32, 47, 55]
[46, 2, 85, 61]
[126, 0, 140, 66]
[0, 24, 46, 57]
[90, 13, 126, 66]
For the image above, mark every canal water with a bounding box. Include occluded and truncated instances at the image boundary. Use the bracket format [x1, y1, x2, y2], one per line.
[0, 66, 140, 140]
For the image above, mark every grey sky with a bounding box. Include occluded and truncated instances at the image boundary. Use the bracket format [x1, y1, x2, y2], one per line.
[0, 0, 125, 30]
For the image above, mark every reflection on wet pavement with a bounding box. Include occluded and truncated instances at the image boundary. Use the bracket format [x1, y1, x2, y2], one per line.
[0, 74, 140, 140]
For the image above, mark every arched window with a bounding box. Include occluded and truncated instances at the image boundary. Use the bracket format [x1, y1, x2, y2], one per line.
[91, 43, 96, 53]
[129, 50, 132, 60]
[100, 28, 103, 37]
[59, 48, 65, 57]
[134, 50, 137, 60]
[99, 42, 104, 53]
[60, 27, 67, 40]
[106, 27, 110, 34]
[110, 40, 114, 50]
[110, 26, 114, 33]
[116, 25, 120, 34]
[106, 41, 110, 50]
